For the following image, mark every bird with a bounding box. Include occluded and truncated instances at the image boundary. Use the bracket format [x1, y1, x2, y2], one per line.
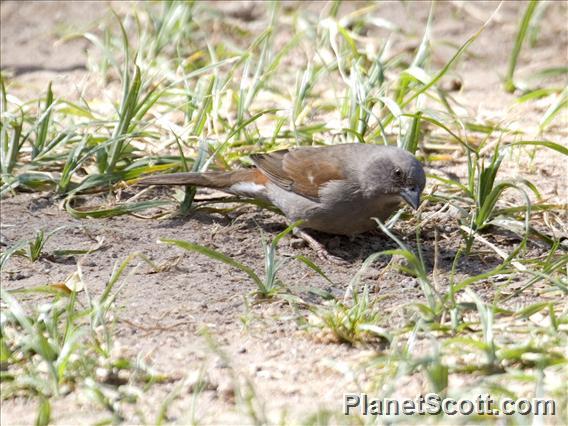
[138, 143, 426, 261]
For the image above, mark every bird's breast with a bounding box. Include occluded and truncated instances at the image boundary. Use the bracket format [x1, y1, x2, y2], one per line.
[266, 182, 402, 236]
[301, 195, 401, 235]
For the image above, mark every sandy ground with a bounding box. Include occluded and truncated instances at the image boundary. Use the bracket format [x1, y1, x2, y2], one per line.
[1, 1, 567, 424]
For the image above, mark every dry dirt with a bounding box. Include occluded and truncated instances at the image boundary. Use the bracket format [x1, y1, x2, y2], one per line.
[1, 1, 567, 425]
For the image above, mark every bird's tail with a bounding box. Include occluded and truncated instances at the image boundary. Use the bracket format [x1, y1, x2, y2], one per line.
[138, 169, 263, 189]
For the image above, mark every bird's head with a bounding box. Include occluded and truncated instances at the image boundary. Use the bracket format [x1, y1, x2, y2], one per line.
[363, 147, 426, 210]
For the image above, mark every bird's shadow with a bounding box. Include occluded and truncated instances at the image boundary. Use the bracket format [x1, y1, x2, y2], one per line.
[151, 205, 504, 278]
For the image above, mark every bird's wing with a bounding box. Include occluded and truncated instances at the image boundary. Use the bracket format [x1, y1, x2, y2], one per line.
[251, 147, 347, 202]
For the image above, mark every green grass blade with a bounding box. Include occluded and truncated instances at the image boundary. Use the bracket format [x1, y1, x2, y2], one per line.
[32, 82, 54, 159]
[295, 255, 334, 285]
[511, 139, 568, 156]
[539, 87, 568, 130]
[65, 199, 173, 219]
[504, 0, 539, 93]
[159, 238, 263, 288]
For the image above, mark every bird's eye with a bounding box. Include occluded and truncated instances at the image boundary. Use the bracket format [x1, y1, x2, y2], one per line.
[393, 168, 403, 178]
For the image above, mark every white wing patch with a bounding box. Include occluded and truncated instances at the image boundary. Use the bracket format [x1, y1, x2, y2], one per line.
[230, 182, 266, 196]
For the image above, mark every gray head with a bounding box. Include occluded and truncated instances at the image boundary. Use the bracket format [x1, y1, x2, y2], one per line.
[362, 146, 426, 209]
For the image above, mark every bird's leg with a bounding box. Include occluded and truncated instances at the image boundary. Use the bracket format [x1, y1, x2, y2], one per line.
[292, 227, 346, 264]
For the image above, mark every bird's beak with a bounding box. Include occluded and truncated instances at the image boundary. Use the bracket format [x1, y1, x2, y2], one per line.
[400, 187, 421, 210]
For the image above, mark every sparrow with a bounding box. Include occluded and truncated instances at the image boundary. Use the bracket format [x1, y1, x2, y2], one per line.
[139, 143, 426, 260]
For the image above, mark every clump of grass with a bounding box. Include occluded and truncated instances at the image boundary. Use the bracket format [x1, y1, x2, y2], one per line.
[0, 254, 164, 424]
[0, 227, 66, 267]
[309, 284, 389, 346]
[349, 232, 567, 420]
[0, 79, 70, 195]
[364, 294, 567, 416]
[429, 131, 566, 254]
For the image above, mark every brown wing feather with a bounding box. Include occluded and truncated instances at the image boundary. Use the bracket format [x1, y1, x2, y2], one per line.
[251, 147, 347, 201]
[250, 149, 293, 190]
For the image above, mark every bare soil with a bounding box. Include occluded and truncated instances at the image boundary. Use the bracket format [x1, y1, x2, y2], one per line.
[1, 1, 566, 424]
